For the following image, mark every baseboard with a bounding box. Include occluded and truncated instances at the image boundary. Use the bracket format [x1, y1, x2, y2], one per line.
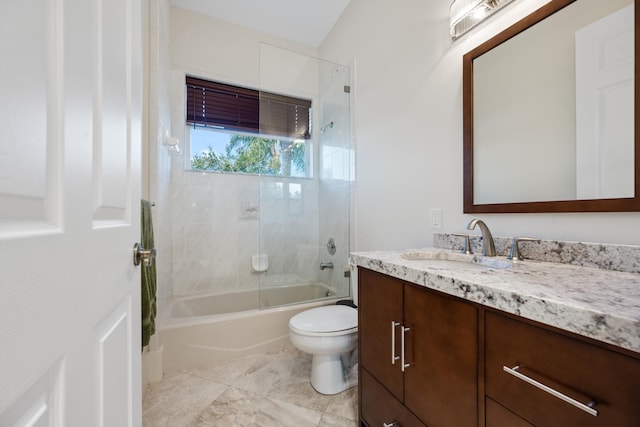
[142, 345, 164, 397]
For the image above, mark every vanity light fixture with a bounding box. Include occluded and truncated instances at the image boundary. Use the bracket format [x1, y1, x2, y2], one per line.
[450, 0, 515, 39]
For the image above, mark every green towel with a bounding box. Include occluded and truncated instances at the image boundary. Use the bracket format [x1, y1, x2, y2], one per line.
[141, 200, 157, 348]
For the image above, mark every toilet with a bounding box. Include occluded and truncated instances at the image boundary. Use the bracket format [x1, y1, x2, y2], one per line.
[289, 269, 358, 395]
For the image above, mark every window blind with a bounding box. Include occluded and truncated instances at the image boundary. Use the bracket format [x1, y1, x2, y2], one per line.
[186, 76, 311, 140]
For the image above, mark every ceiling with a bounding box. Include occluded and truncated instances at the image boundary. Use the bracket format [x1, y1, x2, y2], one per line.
[170, 0, 351, 47]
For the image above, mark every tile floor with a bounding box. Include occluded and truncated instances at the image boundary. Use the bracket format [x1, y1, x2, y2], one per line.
[142, 347, 358, 427]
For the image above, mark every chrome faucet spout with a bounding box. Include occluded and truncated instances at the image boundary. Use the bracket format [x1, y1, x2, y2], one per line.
[320, 262, 334, 270]
[466, 219, 496, 257]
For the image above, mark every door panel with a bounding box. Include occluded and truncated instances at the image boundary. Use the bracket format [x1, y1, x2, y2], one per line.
[93, 0, 131, 225]
[0, 0, 143, 425]
[575, 4, 634, 199]
[0, 0, 62, 235]
[96, 297, 134, 427]
[0, 361, 63, 427]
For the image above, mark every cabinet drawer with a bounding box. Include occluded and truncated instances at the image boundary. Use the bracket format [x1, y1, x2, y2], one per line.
[486, 397, 533, 427]
[485, 312, 640, 426]
[361, 369, 425, 427]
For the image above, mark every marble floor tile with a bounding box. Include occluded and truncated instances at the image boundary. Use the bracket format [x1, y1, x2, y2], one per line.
[324, 386, 358, 421]
[191, 386, 323, 427]
[143, 347, 359, 427]
[185, 351, 266, 386]
[142, 372, 227, 427]
[232, 348, 334, 413]
[318, 413, 358, 427]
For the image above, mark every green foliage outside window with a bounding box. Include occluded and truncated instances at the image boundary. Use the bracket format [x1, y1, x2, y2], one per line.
[191, 134, 306, 177]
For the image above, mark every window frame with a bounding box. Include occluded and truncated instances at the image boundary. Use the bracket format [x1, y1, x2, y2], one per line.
[184, 76, 314, 178]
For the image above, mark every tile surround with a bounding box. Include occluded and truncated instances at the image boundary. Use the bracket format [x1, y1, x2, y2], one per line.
[143, 347, 358, 427]
[170, 169, 352, 299]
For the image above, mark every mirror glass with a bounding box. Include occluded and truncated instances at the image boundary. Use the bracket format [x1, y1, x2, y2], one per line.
[463, 0, 639, 213]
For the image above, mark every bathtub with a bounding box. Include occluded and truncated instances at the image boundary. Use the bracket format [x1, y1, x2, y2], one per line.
[159, 283, 342, 372]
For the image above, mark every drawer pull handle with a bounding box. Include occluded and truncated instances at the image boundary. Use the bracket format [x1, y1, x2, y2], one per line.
[383, 421, 398, 427]
[401, 326, 411, 372]
[503, 365, 598, 417]
[391, 321, 400, 364]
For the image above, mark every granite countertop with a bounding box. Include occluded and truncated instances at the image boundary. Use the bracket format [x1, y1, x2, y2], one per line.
[351, 248, 640, 354]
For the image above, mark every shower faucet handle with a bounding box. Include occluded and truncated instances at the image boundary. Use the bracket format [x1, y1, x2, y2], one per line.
[326, 238, 336, 255]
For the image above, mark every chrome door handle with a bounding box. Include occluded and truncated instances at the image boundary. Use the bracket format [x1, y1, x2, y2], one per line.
[133, 243, 156, 267]
[401, 326, 410, 372]
[503, 365, 598, 417]
[391, 321, 400, 364]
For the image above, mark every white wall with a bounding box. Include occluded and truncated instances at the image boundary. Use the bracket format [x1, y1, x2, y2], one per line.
[320, 0, 640, 249]
[170, 6, 318, 88]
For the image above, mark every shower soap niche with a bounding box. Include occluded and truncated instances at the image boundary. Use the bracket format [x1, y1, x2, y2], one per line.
[252, 254, 269, 272]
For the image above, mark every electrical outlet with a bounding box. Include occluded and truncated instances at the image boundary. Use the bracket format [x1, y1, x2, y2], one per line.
[430, 208, 442, 230]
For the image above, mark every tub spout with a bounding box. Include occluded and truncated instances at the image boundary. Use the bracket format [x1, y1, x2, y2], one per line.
[320, 262, 334, 270]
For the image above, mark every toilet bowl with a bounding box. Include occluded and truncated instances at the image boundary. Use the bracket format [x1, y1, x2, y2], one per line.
[289, 304, 358, 395]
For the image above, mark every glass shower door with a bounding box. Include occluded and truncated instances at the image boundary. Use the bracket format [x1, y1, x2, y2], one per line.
[258, 44, 352, 309]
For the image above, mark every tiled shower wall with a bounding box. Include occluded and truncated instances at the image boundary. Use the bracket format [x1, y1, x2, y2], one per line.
[170, 171, 322, 296]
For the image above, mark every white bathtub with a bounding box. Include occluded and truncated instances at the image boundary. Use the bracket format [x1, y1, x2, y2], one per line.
[159, 283, 341, 372]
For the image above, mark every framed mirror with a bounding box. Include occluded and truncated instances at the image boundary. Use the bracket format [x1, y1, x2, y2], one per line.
[463, 0, 639, 213]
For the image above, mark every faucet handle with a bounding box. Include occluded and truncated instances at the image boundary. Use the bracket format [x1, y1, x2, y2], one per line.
[451, 233, 472, 254]
[508, 237, 539, 261]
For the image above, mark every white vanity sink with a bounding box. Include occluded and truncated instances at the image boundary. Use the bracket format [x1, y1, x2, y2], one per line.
[400, 250, 512, 271]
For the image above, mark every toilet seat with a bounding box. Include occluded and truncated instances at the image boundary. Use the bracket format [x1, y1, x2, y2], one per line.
[289, 305, 357, 337]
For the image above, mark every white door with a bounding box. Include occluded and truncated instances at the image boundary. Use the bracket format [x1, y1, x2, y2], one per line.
[575, 4, 634, 199]
[0, 0, 143, 425]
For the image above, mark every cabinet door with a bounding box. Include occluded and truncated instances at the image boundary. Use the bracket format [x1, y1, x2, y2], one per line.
[358, 268, 404, 401]
[404, 284, 478, 427]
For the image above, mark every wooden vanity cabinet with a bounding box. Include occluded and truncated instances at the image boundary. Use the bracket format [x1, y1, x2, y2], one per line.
[358, 267, 640, 427]
[358, 268, 478, 427]
[485, 312, 640, 426]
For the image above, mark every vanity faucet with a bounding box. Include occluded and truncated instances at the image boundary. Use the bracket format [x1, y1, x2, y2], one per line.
[466, 219, 496, 256]
[508, 237, 539, 261]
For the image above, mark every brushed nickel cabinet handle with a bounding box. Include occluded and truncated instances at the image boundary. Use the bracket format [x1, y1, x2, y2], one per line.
[401, 326, 411, 372]
[383, 421, 398, 427]
[503, 365, 598, 417]
[391, 321, 400, 364]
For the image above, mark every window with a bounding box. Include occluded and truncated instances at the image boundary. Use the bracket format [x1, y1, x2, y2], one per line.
[185, 76, 312, 177]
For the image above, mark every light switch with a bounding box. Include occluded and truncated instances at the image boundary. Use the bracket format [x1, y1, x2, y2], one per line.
[430, 208, 442, 230]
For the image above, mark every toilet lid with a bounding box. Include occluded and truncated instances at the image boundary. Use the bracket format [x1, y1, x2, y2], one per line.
[289, 305, 357, 333]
